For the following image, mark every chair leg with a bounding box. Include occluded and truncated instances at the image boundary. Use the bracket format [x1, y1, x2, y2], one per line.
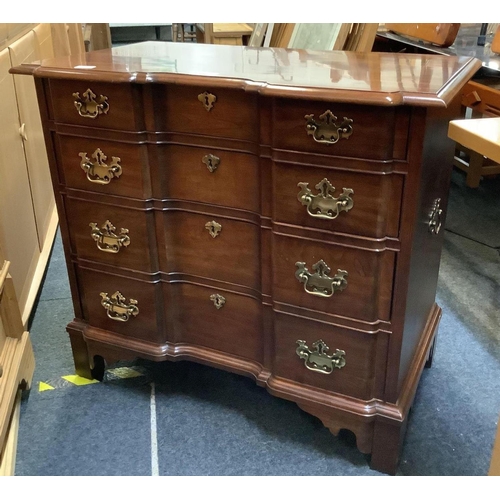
[466, 150, 485, 188]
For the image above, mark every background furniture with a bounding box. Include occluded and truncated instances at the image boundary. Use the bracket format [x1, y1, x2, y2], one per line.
[14, 41, 480, 475]
[0, 23, 62, 325]
[0, 242, 35, 475]
[196, 23, 253, 45]
[448, 117, 500, 187]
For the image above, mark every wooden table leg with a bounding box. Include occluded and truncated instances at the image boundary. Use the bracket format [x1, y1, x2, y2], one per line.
[466, 150, 485, 188]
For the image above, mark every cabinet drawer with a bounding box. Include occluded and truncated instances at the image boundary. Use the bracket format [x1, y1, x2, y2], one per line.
[272, 234, 394, 323]
[65, 197, 156, 273]
[56, 135, 150, 198]
[166, 283, 263, 363]
[153, 84, 259, 141]
[49, 79, 141, 130]
[78, 267, 164, 344]
[273, 162, 403, 239]
[157, 211, 261, 290]
[273, 98, 404, 160]
[273, 313, 388, 400]
[155, 145, 260, 212]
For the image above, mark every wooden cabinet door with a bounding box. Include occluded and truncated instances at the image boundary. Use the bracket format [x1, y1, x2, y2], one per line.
[33, 23, 54, 60]
[0, 48, 40, 315]
[9, 30, 55, 250]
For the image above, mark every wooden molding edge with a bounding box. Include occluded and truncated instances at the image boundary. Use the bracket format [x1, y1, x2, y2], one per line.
[21, 205, 58, 327]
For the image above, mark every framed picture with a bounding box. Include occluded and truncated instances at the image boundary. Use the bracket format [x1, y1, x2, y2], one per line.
[248, 23, 268, 47]
[288, 23, 343, 50]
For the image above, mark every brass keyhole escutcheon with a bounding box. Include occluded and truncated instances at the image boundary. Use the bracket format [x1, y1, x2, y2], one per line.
[202, 154, 220, 173]
[198, 91, 217, 111]
[205, 221, 222, 238]
[210, 293, 226, 309]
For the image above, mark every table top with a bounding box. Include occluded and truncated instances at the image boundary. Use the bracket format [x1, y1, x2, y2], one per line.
[449, 117, 500, 163]
[11, 41, 481, 107]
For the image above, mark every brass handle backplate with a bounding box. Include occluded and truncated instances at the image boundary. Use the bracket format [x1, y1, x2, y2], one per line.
[198, 91, 217, 111]
[428, 198, 443, 235]
[210, 293, 226, 309]
[296, 339, 346, 374]
[298, 178, 354, 220]
[100, 291, 139, 322]
[90, 220, 130, 253]
[295, 260, 348, 298]
[202, 154, 220, 173]
[73, 88, 109, 118]
[79, 148, 122, 185]
[305, 110, 353, 145]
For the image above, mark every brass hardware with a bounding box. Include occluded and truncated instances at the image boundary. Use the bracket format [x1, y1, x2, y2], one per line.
[210, 293, 226, 309]
[73, 88, 109, 118]
[90, 220, 130, 253]
[198, 91, 217, 111]
[100, 291, 139, 322]
[19, 123, 28, 141]
[296, 339, 346, 374]
[295, 260, 348, 298]
[205, 221, 222, 238]
[202, 154, 220, 173]
[298, 178, 354, 220]
[428, 198, 443, 235]
[79, 148, 122, 185]
[305, 110, 353, 145]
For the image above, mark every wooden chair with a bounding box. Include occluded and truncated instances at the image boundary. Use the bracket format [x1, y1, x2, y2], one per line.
[448, 117, 500, 187]
[172, 24, 196, 43]
[0, 244, 35, 475]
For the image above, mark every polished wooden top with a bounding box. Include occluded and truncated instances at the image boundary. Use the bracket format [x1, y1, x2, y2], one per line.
[11, 41, 481, 106]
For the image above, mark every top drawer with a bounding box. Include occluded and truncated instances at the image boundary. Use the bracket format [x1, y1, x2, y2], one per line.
[273, 98, 408, 161]
[152, 84, 259, 142]
[49, 79, 142, 131]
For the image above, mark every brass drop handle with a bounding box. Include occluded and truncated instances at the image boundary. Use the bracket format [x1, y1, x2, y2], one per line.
[90, 220, 130, 253]
[100, 291, 139, 322]
[79, 148, 122, 185]
[298, 178, 354, 220]
[428, 198, 443, 235]
[305, 110, 353, 145]
[73, 88, 109, 118]
[295, 260, 348, 298]
[296, 339, 346, 374]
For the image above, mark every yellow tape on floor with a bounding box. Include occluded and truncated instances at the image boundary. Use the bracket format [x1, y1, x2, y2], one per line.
[38, 366, 145, 391]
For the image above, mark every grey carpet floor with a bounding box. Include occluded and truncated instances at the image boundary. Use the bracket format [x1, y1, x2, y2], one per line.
[14, 168, 500, 476]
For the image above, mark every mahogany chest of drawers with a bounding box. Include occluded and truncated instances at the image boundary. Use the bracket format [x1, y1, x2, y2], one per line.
[13, 42, 481, 474]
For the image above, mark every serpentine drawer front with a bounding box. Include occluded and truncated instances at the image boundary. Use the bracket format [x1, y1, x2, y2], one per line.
[56, 135, 151, 199]
[15, 42, 481, 475]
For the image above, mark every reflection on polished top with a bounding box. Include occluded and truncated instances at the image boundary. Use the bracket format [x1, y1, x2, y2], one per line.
[14, 41, 482, 106]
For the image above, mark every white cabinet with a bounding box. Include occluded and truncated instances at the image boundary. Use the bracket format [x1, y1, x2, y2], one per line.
[0, 24, 59, 325]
